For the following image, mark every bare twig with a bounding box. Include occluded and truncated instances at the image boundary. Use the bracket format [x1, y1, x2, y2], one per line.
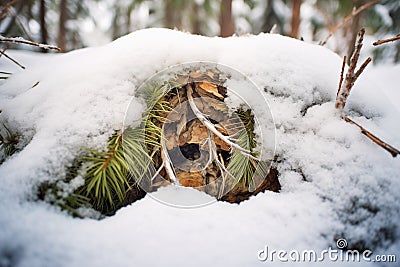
[150, 162, 164, 181]
[373, 34, 400, 46]
[320, 0, 379, 46]
[0, 50, 25, 69]
[0, 35, 61, 51]
[0, 45, 9, 58]
[336, 56, 347, 98]
[335, 28, 371, 111]
[0, 0, 18, 20]
[343, 116, 399, 157]
[13, 11, 34, 41]
[354, 57, 372, 79]
[332, 28, 399, 157]
[160, 137, 179, 184]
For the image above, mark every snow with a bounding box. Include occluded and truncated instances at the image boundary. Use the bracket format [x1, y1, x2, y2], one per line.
[0, 28, 399, 266]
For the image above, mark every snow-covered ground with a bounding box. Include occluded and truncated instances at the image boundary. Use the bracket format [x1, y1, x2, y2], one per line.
[0, 28, 399, 266]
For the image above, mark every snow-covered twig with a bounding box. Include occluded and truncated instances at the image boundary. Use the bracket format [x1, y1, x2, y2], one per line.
[335, 28, 371, 111]
[320, 0, 379, 46]
[0, 35, 61, 51]
[343, 116, 399, 158]
[373, 34, 400, 46]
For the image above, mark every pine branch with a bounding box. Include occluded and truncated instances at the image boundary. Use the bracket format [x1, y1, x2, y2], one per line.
[0, 123, 19, 163]
[373, 34, 400, 46]
[320, 0, 379, 46]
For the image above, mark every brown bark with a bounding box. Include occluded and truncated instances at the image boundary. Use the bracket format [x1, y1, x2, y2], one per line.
[219, 0, 234, 37]
[290, 0, 301, 38]
[39, 0, 47, 52]
[191, 1, 201, 34]
[57, 0, 67, 51]
[373, 34, 400, 46]
[164, 0, 174, 29]
[335, 28, 371, 111]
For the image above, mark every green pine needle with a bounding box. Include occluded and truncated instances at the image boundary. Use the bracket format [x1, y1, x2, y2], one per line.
[0, 123, 19, 163]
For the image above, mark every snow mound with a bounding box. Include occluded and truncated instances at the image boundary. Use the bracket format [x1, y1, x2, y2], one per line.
[0, 28, 399, 266]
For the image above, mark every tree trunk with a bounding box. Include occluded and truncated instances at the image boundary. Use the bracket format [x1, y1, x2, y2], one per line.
[191, 1, 201, 35]
[290, 0, 301, 38]
[112, 6, 121, 39]
[164, 0, 174, 29]
[39, 0, 48, 52]
[57, 0, 67, 52]
[219, 0, 234, 37]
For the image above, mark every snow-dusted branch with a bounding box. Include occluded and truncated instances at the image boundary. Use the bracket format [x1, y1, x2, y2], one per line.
[333, 28, 400, 157]
[320, 0, 379, 46]
[0, 35, 61, 51]
[335, 28, 371, 111]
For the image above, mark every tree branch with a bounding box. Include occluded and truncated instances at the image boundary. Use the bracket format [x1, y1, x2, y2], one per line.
[0, 0, 18, 20]
[335, 28, 371, 111]
[343, 116, 399, 157]
[0, 49, 25, 69]
[336, 56, 346, 98]
[0, 35, 61, 51]
[373, 34, 400, 46]
[320, 0, 379, 46]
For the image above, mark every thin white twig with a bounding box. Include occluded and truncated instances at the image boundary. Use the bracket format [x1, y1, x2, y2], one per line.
[161, 137, 179, 184]
[151, 162, 164, 181]
[187, 84, 259, 161]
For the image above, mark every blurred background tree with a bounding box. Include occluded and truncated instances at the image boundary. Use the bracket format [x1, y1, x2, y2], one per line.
[0, 0, 399, 63]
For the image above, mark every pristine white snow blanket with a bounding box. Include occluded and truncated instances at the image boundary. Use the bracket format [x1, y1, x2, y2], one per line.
[0, 28, 399, 267]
